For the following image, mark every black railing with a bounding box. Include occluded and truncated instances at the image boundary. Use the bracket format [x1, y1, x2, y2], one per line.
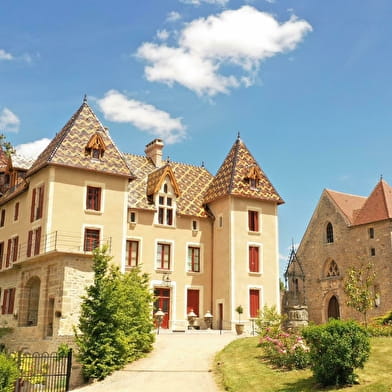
[14, 350, 72, 392]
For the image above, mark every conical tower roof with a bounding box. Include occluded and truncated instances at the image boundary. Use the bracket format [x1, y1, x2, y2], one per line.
[203, 136, 283, 204]
[27, 98, 133, 178]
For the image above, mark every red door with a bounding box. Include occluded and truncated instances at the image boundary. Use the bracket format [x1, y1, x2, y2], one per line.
[154, 288, 170, 329]
[187, 289, 199, 316]
[249, 289, 260, 318]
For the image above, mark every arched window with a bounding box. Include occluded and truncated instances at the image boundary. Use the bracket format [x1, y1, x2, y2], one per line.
[327, 295, 340, 320]
[326, 260, 340, 277]
[326, 222, 334, 243]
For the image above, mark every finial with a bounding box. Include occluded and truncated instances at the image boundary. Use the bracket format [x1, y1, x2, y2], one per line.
[83, 94, 88, 103]
[380, 174, 383, 181]
[166, 156, 170, 164]
[237, 131, 241, 140]
[201, 161, 205, 168]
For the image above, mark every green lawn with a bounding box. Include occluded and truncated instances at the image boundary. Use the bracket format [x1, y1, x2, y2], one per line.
[214, 336, 392, 392]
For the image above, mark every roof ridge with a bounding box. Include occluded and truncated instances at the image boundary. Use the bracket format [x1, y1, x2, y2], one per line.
[325, 188, 366, 199]
[228, 138, 241, 194]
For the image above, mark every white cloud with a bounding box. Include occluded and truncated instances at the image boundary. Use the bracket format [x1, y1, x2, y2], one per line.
[0, 108, 20, 133]
[180, 0, 229, 5]
[15, 138, 51, 160]
[166, 11, 182, 22]
[137, 6, 312, 96]
[156, 29, 170, 41]
[97, 90, 186, 144]
[0, 49, 13, 61]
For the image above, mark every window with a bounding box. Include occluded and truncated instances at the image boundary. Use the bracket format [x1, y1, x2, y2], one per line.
[0, 209, 5, 227]
[14, 202, 19, 221]
[0, 242, 3, 270]
[218, 216, 223, 228]
[30, 185, 44, 222]
[126, 240, 139, 267]
[86, 186, 101, 211]
[249, 289, 260, 318]
[129, 211, 137, 224]
[5, 236, 19, 266]
[249, 246, 260, 273]
[187, 246, 200, 272]
[25, 277, 40, 326]
[326, 222, 334, 243]
[1, 288, 16, 315]
[369, 227, 374, 239]
[326, 260, 340, 277]
[27, 227, 42, 257]
[191, 220, 198, 231]
[84, 229, 100, 251]
[158, 196, 173, 225]
[248, 210, 259, 232]
[370, 248, 376, 257]
[156, 243, 171, 270]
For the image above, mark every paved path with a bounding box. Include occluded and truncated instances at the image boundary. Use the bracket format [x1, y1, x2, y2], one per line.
[73, 331, 238, 392]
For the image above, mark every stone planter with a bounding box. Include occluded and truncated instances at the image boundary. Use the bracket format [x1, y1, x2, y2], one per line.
[235, 323, 244, 335]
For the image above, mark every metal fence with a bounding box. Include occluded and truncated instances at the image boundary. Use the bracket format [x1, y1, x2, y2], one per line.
[13, 350, 72, 392]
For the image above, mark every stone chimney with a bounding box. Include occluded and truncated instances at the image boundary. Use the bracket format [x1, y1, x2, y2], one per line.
[145, 139, 164, 167]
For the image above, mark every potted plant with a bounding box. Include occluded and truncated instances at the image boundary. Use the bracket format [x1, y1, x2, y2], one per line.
[235, 305, 244, 335]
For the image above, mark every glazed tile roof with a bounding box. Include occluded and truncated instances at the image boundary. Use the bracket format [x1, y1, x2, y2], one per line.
[11, 154, 35, 170]
[326, 189, 366, 224]
[203, 138, 284, 205]
[27, 101, 133, 178]
[146, 165, 181, 197]
[125, 154, 213, 217]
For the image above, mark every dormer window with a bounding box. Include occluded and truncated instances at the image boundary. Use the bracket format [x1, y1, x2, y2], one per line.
[85, 133, 106, 160]
[157, 183, 174, 226]
[245, 166, 261, 190]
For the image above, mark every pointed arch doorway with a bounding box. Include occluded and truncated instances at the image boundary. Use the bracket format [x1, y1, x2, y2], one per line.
[327, 295, 340, 320]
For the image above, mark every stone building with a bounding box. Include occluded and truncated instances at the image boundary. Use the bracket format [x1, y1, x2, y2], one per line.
[286, 180, 392, 324]
[0, 99, 284, 352]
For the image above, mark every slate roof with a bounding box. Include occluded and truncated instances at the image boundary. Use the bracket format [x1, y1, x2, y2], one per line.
[27, 101, 133, 178]
[125, 154, 213, 217]
[203, 137, 284, 205]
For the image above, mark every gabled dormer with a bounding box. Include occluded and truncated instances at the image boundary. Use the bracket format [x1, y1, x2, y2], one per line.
[147, 165, 181, 226]
[85, 132, 106, 160]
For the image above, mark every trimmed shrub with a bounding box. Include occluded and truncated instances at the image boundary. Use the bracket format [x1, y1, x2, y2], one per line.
[302, 319, 370, 386]
[0, 352, 19, 392]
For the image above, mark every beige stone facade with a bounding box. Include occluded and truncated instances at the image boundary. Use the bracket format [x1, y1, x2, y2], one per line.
[286, 182, 392, 324]
[0, 100, 283, 353]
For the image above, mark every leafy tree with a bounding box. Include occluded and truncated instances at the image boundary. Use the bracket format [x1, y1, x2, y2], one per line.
[75, 246, 155, 380]
[344, 262, 376, 327]
[303, 319, 370, 386]
[0, 352, 19, 392]
[0, 134, 15, 157]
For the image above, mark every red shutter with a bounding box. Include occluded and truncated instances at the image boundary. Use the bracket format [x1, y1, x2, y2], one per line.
[249, 246, 259, 272]
[34, 227, 41, 255]
[27, 230, 33, 257]
[37, 185, 44, 219]
[0, 209, 5, 227]
[96, 188, 101, 211]
[250, 289, 260, 318]
[0, 242, 4, 270]
[8, 288, 15, 314]
[5, 239, 11, 267]
[2, 289, 8, 314]
[12, 237, 19, 262]
[31, 188, 36, 222]
[254, 211, 259, 232]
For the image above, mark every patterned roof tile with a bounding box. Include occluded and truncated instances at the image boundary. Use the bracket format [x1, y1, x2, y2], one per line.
[203, 138, 284, 204]
[27, 101, 133, 178]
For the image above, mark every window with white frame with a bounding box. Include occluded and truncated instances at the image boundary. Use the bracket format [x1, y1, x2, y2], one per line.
[156, 242, 171, 270]
[156, 178, 176, 226]
[126, 240, 139, 267]
[187, 246, 201, 272]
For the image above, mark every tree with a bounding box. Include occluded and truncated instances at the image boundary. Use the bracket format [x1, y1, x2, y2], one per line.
[344, 262, 376, 327]
[75, 246, 155, 380]
[0, 134, 15, 157]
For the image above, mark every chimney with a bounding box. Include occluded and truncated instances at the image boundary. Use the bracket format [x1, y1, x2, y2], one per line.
[145, 139, 164, 167]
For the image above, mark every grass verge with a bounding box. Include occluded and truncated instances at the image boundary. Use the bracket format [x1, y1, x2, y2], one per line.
[214, 336, 392, 392]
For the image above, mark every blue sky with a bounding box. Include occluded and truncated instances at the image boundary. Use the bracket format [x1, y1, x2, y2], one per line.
[1, 0, 392, 277]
